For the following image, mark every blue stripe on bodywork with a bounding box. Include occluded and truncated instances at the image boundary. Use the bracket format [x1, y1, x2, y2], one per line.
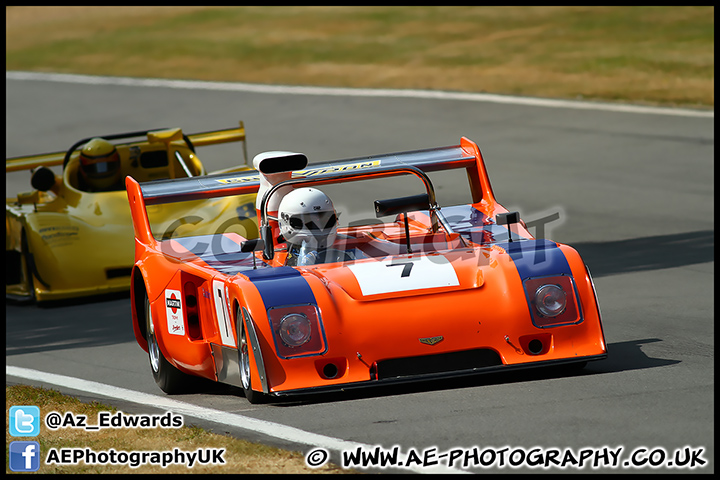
[170, 236, 316, 307]
[243, 267, 317, 309]
[498, 239, 572, 280]
[498, 239, 583, 328]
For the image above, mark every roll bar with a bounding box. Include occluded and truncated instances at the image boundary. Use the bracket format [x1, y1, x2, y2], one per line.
[259, 164, 450, 260]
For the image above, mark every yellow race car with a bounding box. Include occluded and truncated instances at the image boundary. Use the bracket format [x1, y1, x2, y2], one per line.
[6, 122, 259, 303]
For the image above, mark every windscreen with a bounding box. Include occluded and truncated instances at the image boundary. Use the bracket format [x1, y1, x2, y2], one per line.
[146, 194, 258, 242]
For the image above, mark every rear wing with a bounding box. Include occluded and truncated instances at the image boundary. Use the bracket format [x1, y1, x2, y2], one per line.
[6, 121, 248, 173]
[126, 137, 497, 246]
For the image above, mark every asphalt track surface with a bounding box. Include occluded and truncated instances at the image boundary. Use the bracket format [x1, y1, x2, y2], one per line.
[6, 74, 714, 473]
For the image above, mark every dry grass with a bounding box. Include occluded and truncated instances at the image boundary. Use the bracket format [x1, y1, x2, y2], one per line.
[6, 385, 350, 474]
[6, 6, 714, 108]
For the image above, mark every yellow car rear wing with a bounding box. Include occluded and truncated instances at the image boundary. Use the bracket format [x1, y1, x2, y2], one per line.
[5, 151, 66, 173]
[6, 121, 248, 173]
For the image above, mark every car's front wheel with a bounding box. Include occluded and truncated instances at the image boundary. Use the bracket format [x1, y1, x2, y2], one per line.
[19, 230, 36, 301]
[238, 307, 267, 404]
[145, 290, 197, 394]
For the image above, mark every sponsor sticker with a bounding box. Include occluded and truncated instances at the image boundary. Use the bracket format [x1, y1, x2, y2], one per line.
[164, 290, 185, 336]
[214, 160, 381, 184]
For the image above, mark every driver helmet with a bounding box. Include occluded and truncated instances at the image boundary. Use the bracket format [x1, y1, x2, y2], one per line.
[78, 138, 121, 191]
[278, 187, 338, 249]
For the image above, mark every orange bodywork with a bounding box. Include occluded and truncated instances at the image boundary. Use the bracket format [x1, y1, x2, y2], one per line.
[128, 137, 606, 399]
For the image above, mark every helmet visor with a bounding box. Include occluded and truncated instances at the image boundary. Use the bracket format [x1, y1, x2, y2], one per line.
[80, 152, 120, 177]
[287, 211, 337, 232]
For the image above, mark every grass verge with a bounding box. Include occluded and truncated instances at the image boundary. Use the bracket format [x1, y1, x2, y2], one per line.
[5, 6, 714, 108]
[6, 385, 349, 474]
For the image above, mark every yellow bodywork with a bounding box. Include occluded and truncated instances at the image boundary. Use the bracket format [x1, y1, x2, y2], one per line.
[6, 122, 258, 302]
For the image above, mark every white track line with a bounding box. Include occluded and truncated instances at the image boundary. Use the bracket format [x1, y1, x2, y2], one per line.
[6, 365, 466, 474]
[6, 71, 713, 118]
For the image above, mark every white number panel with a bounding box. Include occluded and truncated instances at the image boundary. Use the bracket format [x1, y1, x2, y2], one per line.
[348, 255, 459, 296]
[212, 279, 236, 347]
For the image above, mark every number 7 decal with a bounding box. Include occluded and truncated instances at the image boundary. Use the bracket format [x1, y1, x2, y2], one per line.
[349, 255, 459, 296]
[387, 261, 414, 278]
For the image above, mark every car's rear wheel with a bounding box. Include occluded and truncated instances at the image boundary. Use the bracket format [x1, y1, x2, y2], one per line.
[238, 307, 266, 404]
[145, 290, 197, 394]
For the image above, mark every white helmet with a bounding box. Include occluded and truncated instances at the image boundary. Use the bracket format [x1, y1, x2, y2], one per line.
[278, 187, 337, 249]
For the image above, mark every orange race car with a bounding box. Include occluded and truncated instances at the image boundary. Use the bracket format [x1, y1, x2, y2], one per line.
[127, 137, 607, 403]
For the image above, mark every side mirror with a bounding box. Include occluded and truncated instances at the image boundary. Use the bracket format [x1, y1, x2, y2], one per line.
[261, 224, 275, 261]
[496, 211, 520, 242]
[374, 193, 429, 218]
[241, 238, 265, 269]
[240, 238, 265, 253]
[374, 193, 430, 254]
[31, 166, 57, 192]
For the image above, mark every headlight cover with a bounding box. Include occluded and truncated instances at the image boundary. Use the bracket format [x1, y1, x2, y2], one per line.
[534, 284, 567, 317]
[523, 275, 582, 328]
[279, 313, 312, 347]
[268, 304, 327, 358]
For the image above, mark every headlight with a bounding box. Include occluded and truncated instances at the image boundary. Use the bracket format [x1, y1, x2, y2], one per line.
[534, 284, 567, 317]
[268, 304, 327, 358]
[278, 313, 312, 346]
[523, 275, 582, 328]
